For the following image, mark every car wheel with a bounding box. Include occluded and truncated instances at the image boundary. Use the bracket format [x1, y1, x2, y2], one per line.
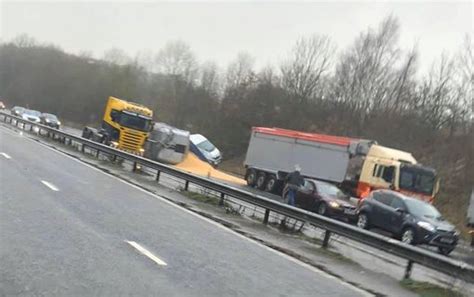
[245, 169, 257, 187]
[401, 228, 416, 245]
[256, 172, 267, 190]
[317, 203, 327, 216]
[357, 213, 370, 229]
[438, 246, 455, 256]
[265, 174, 277, 193]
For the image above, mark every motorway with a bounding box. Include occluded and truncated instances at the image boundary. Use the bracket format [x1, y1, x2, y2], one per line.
[0, 126, 368, 296]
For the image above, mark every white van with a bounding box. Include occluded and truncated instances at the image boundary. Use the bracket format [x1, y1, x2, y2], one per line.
[190, 134, 222, 165]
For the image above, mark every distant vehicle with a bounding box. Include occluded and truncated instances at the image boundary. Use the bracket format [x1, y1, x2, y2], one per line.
[40, 113, 61, 129]
[11, 106, 26, 117]
[190, 134, 222, 166]
[22, 109, 41, 123]
[244, 127, 439, 203]
[82, 96, 154, 155]
[0, 101, 5, 109]
[357, 190, 458, 255]
[285, 179, 357, 221]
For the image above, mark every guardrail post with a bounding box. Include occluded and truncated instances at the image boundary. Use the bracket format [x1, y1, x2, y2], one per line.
[96, 149, 100, 158]
[219, 193, 225, 206]
[155, 170, 161, 181]
[132, 162, 138, 172]
[184, 181, 189, 191]
[81, 144, 86, 153]
[404, 260, 414, 279]
[263, 209, 270, 224]
[322, 230, 332, 248]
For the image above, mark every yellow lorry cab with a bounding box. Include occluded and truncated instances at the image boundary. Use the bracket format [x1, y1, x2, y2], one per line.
[83, 97, 154, 155]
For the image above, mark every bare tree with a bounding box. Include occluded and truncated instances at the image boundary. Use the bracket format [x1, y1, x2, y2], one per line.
[11, 34, 37, 48]
[281, 34, 334, 103]
[155, 40, 198, 84]
[103, 48, 131, 65]
[332, 15, 401, 116]
[199, 61, 221, 96]
[225, 52, 256, 90]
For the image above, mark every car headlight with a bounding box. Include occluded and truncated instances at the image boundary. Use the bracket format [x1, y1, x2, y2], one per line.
[139, 148, 145, 153]
[57, 121, 61, 125]
[417, 221, 436, 232]
[45, 119, 50, 123]
[110, 141, 119, 147]
[329, 201, 340, 208]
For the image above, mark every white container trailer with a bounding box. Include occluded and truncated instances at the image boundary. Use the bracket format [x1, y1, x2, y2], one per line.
[244, 127, 373, 193]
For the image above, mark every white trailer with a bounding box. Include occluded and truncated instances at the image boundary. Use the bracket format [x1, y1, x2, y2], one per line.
[244, 127, 374, 193]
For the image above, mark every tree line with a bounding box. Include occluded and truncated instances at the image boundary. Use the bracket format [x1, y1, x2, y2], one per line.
[0, 16, 472, 229]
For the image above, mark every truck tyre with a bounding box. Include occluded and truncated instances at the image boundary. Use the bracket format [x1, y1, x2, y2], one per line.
[264, 174, 278, 193]
[82, 128, 91, 139]
[245, 168, 257, 187]
[256, 172, 267, 190]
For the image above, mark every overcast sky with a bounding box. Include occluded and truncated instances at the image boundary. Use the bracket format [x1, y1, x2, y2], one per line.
[1, 1, 472, 73]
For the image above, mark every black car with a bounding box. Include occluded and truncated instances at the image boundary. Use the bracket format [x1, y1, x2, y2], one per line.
[286, 179, 358, 221]
[40, 113, 61, 129]
[357, 190, 458, 255]
[11, 106, 26, 117]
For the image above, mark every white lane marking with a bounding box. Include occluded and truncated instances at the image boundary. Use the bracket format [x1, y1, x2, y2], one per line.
[41, 180, 59, 192]
[125, 240, 167, 266]
[0, 152, 11, 159]
[0, 127, 371, 296]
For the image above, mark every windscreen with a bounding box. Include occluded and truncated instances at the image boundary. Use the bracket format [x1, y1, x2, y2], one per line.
[405, 198, 441, 219]
[399, 166, 435, 195]
[197, 140, 215, 152]
[26, 110, 41, 117]
[44, 114, 58, 120]
[118, 111, 152, 132]
[316, 182, 347, 199]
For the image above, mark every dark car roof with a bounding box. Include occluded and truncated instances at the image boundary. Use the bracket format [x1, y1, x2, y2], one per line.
[371, 189, 428, 203]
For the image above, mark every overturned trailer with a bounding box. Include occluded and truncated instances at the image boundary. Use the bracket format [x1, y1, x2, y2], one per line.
[144, 123, 190, 165]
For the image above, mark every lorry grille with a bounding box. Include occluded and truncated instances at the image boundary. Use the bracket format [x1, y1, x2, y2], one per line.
[119, 130, 144, 152]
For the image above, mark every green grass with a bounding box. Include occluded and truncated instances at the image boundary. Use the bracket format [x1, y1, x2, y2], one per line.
[400, 279, 465, 297]
[181, 191, 222, 206]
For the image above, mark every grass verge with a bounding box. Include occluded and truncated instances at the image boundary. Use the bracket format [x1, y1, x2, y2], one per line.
[400, 279, 465, 297]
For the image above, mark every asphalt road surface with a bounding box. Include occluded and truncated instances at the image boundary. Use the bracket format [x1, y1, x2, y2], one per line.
[0, 126, 368, 297]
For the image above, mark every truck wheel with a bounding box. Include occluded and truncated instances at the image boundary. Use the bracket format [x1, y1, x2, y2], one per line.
[82, 128, 91, 139]
[256, 172, 267, 190]
[264, 175, 277, 193]
[245, 169, 257, 187]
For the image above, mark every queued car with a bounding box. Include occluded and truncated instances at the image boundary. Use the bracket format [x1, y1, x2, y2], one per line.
[21, 109, 41, 123]
[357, 190, 458, 255]
[40, 113, 61, 129]
[284, 179, 358, 221]
[11, 106, 26, 117]
[190, 134, 222, 166]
